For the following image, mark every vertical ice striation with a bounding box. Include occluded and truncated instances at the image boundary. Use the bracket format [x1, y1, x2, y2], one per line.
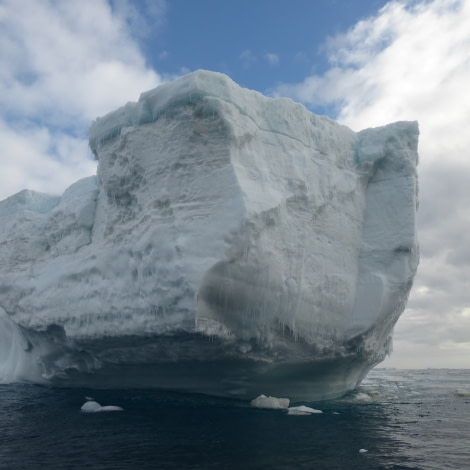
[0, 71, 419, 399]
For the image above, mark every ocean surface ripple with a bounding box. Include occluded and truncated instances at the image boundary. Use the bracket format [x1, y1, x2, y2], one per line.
[0, 368, 469, 469]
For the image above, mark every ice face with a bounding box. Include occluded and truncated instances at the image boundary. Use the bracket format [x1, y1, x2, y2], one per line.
[0, 70, 419, 400]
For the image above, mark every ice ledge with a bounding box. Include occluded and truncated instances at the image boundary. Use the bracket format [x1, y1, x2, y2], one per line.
[0, 190, 60, 218]
[90, 70, 245, 153]
[89, 69, 324, 156]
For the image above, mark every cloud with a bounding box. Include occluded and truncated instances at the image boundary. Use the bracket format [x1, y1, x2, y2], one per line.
[158, 50, 169, 60]
[110, 0, 167, 38]
[265, 53, 280, 66]
[0, 121, 97, 198]
[240, 49, 257, 68]
[0, 0, 164, 200]
[274, 0, 470, 367]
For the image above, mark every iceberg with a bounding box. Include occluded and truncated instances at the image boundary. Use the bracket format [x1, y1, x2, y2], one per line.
[0, 70, 419, 400]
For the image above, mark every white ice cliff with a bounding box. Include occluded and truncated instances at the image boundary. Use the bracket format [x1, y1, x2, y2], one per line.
[0, 70, 419, 400]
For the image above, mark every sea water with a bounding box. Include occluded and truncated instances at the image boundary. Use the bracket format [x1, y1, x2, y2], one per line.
[1, 369, 469, 469]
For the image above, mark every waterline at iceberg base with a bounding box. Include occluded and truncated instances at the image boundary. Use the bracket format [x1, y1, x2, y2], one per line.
[0, 70, 419, 400]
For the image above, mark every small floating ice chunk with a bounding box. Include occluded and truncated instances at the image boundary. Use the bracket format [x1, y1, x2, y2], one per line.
[100, 405, 124, 411]
[456, 389, 470, 397]
[250, 394, 290, 409]
[351, 392, 372, 402]
[287, 409, 311, 416]
[81, 400, 123, 412]
[287, 405, 323, 415]
[81, 401, 103, 412]
[359, 449, 368, 453]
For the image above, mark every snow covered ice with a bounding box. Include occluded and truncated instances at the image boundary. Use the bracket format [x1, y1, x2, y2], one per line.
[0, 70, 419, 400]
[250, 395, 290, 409]
[80, 399, 123, 413]
[287, 406, 323, 415]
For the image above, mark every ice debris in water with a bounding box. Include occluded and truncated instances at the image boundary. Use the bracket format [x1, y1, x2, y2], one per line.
[359, 449, 368, 454]
[81, 400, 123, 413]
[287, 405, 323, 415]
[250, 394, 290, 409]
[350, 392, 373, 402]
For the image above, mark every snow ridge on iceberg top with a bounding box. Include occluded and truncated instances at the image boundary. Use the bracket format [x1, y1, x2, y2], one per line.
[89, 69, 339, 155]
[0, 190, 60, 217]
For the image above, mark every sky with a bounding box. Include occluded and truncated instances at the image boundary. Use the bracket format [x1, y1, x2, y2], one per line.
[1, 0, 469, 369]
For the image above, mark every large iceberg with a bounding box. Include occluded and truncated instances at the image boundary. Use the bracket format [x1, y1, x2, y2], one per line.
[0, 71, 419, 400]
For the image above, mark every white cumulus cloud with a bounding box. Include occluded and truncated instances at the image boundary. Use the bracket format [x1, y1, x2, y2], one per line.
[0, 0, 164, 200]
[265, 53, 280, 66]
[240, 49, 257, 68]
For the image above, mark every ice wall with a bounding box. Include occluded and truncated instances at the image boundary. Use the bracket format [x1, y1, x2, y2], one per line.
[0, 70, 419, 399]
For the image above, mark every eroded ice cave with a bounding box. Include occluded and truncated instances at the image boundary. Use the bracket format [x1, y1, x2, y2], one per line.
[0, 70, 419, 400]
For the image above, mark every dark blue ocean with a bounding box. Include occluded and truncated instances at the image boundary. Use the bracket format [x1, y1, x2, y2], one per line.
[1, 369, 469, 469]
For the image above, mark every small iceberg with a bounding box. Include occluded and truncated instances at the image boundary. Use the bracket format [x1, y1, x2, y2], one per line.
[80, 400, 124, 413]
[455, 389, 470, 397]
[359, 449, 368, 454]
[250, 394, 290, 409]
[287, 405, 323, 415]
